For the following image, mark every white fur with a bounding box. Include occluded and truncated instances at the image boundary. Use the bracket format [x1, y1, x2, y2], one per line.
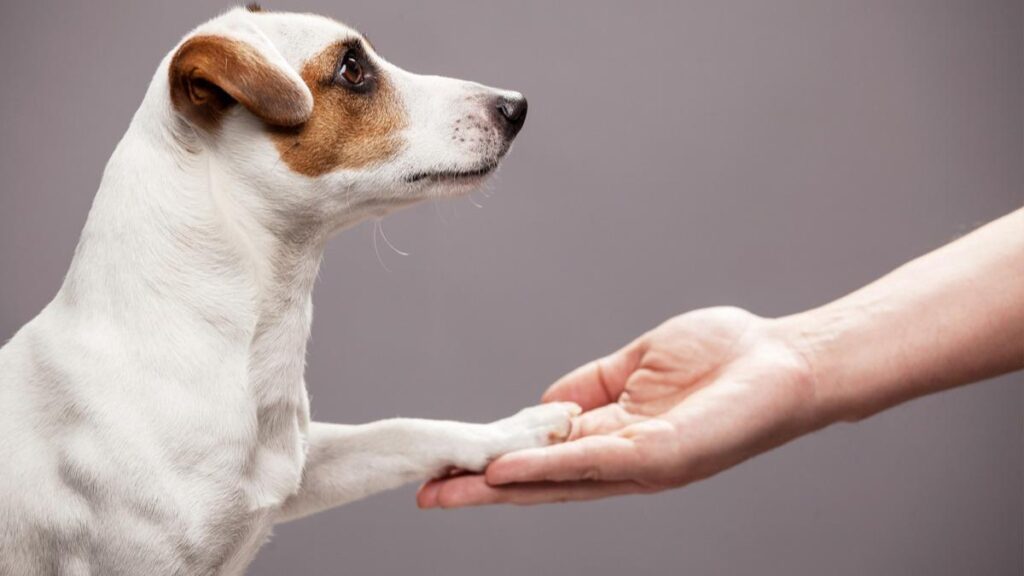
[0, 8, 572, 575]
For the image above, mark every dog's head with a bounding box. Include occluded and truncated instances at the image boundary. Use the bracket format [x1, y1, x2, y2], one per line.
[163, 5, 527, 233]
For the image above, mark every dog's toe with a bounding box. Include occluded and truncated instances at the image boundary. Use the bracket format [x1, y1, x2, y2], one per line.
[498, 402, 581, 449]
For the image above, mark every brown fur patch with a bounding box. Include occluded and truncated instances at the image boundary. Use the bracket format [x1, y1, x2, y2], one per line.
[169, 35, 311, 131]
[269, 41, 407, 177]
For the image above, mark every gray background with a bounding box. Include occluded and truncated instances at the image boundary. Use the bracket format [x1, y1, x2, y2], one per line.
[1, 0, 1021, 574]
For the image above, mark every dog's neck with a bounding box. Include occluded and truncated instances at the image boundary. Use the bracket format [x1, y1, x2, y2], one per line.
[58, 90, 323, 505]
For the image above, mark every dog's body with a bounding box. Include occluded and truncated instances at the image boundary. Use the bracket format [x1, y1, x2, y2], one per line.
[0, 7, 576, 575]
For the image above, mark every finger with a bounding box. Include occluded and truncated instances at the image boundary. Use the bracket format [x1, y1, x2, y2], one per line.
[416, 478, 446, 509]
[419, 474, 649, 508]
[541, 338, 646, 410]
[570, 403, 645, 439]
[485, 434, 643, 485]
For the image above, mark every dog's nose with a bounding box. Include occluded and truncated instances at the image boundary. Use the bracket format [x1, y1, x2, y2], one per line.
[494, 94, 528, 139]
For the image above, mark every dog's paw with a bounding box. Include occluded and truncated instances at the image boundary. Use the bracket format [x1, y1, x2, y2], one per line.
[447, 403, 580, 474]
[493, 402, 581, 451]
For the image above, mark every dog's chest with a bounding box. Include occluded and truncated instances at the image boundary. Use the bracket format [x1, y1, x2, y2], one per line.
[243, 385, 310, 512]
[242, 295, 315, 512]
[206, 314, 314, 573]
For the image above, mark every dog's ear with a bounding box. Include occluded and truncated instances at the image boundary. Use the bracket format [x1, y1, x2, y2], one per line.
[169, 33, 313, 130]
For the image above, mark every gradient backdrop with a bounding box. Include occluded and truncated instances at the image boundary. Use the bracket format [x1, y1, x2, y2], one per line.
[1, 1, 1021, 574]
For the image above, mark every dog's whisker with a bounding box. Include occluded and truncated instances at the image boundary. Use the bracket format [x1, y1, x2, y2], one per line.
[433, 200, 448, 225]
[372, 220, 393, 273]
[468, 194, 484, 209]
[377, 218, 410, 256]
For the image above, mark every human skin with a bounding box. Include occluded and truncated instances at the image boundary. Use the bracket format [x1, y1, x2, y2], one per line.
[417, 208, 1024, 507]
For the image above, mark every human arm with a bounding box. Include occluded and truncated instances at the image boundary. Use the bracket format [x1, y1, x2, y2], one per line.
[417, 208, 1024, 507]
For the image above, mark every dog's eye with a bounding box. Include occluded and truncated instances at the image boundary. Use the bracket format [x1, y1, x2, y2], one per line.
[337, 51, 364, 86]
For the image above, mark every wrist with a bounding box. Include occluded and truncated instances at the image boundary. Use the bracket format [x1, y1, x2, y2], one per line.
[771, 304, 888, 426]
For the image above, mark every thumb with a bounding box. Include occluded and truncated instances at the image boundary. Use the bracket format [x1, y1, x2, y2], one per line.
[570, 403, 645, 439]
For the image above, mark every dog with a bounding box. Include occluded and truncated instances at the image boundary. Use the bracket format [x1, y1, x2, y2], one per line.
[0, 6, 580, 575]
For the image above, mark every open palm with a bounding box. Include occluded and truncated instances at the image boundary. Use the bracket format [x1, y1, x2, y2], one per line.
[418, 307, 821, 507]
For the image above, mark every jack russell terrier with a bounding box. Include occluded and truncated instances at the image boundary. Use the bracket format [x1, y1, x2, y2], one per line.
[0, 5, 579, 575]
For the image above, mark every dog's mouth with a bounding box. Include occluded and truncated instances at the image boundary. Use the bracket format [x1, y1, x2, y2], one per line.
[403, 162, 498, 184]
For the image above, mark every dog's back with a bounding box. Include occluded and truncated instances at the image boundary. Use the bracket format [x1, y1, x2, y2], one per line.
[1, 308, 268, 575]
[0, 321, 75, 575]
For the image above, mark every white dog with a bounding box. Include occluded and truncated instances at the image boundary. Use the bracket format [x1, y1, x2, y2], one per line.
[0, 6, 579, 575]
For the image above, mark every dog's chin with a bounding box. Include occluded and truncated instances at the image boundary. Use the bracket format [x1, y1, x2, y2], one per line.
[403, 162, 499, 197]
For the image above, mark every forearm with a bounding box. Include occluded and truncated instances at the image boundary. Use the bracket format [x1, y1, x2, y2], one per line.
[780, 208, 1024, 423]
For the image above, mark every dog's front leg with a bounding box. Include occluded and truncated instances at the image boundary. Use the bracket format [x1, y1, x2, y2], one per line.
[276, 402, 579, 523]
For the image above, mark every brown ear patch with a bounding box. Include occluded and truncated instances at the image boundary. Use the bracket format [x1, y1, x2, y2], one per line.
[268, 41, 407, 177]
[169, 35, 311, 131]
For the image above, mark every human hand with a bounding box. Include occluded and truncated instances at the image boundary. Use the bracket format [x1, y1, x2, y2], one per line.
[417, 306, 825, 507]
